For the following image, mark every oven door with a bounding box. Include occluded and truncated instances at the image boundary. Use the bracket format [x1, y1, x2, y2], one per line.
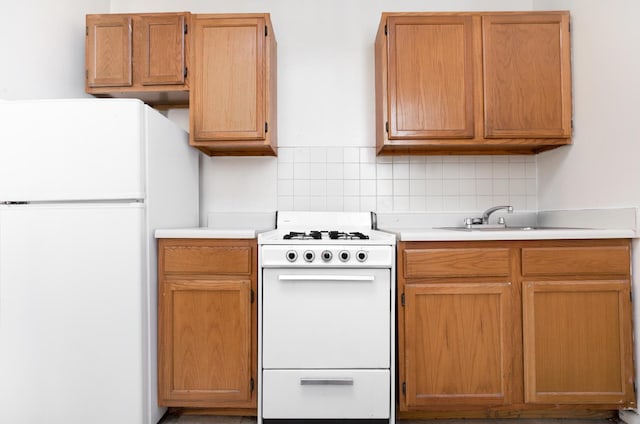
[262, 268, 390, 369]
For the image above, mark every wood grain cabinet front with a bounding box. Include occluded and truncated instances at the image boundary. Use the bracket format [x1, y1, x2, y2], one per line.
[397, 239, 635, 418]
[375, 11, 572, 155]
[189, 14, 277, 156]
[157, 239, 257, 410]
[86, 12, 189, 106]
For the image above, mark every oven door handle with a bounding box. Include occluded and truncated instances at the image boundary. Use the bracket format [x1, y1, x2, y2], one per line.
[300, 377, 354, 386]
[278, 275, 374, 282]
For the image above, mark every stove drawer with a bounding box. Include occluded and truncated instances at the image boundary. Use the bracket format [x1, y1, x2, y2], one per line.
[262, 369, 390, 419]
[262, 268, 391, 368]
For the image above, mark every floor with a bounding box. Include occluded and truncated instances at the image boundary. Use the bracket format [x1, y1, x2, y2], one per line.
[158, 416, 620, 424]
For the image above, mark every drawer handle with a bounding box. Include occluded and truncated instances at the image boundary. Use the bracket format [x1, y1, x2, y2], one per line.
[279, 275, 374, 282]
[300, 377, 354, 386]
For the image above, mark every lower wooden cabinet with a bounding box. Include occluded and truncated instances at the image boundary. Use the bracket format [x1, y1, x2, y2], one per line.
[397, 239, 635, 417]
[157, 239, 257, 409]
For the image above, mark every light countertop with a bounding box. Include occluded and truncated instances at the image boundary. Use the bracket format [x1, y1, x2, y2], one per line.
[385, 227, 636, 242]
[154, 228, 258, 239]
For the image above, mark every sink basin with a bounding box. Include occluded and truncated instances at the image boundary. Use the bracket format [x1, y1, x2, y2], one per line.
[436, 226, 581, 232]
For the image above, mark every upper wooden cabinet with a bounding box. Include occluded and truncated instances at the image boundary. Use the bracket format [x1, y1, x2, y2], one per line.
[86, 13, 189, 106]
[189, 14, 277, 156]
[375, 11, 572, 155]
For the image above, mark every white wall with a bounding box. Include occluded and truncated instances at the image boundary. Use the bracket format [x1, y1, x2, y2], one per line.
[113, 0, 535, 218]
[0, 1, 109, 100]
[535, 0, 640, 211]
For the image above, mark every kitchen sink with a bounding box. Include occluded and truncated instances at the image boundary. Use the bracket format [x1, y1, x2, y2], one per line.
[436, 226, 582, 232]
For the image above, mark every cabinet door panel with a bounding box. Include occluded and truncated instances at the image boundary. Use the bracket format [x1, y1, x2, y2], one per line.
[402, 282, 512, 409]
[387, 16, 474, 139]
[523, 280, 634, 404]
[86, 15, 132, 87]
[139, 15, 186, 85]
[192, 17, 265, 141]
[159, 279, 253, 405]
[483, 14, 572, 138]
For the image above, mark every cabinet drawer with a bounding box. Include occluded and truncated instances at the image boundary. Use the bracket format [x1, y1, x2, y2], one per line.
[162, 243, 253, 274]
[404, 248, 510, 278]
[262, 369, 390, 419]
[522, 246, 629, 276]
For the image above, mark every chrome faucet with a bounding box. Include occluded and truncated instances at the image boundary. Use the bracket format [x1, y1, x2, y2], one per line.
[481, 205, 514, 224]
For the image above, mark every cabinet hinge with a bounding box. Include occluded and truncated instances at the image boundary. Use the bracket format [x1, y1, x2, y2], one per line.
[184, 23, 188, 34]
[401, 292, 405, 307]
[265, 25, 268, 37]
[265, 122, 268, 133]
[251, 289, 255, 303]
[184, 67, 188, 78]
[85, 69, 88, 80]
[384, 24, 388, 36]
[85, 26, 88, 36]
[571, 119, 574, 130]
[402, 382, 406, 395]
[385, 121, 389, 133]
[250, 377, 255, 392]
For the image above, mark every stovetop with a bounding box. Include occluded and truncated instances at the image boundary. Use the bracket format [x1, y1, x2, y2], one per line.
[283, 230, 370, 241]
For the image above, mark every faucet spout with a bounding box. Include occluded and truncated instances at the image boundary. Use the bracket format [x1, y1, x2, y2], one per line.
[481, 205, 514, 224]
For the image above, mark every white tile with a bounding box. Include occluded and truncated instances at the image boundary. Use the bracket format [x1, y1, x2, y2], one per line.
[443, 196, 460, 210]
[509, 162, 526, 178]
[492, 156, 509, 163]
[526, 162, 537, 178]
[410, 179, 426, 196]
[277, 147, 295, 163]
[309, 180, 327, 196]
[344, 180, 360, 196]
[309, 163, 327, 180]
[326, 163, 344, 179]
[326, 180, 344, 196]
[376, 155, 393, 164]
[361, 179, 376, 196]
[278, 196, 294, 210]
[343, 163, 360, 179]
[278, 162, 294, 179]
[509, 154, 526, 163]
[377, 163, 393, 179]
[477, 195, 495, 210]
[293, 179, 310, 196]
[360, 147, 377, 163]
[394, 179, 410, 196]
[426, 179, 443, 195]
[277, 179, 293, 196]
[308, 147, 327, 163]
[326, 147, 343, 163]
[360, 163, 377, 179]
[492, 162, 509, 178]
[525, 155, 537, 164]
[443, 156, 460, 163]
[426, 155, 444, 164]
[344, 147, 360, 163]
[344, 196, 360, 211]
[459, 195, 477, 210]
[393, 196, 410, 211]
[526, 195, 538, 210]
[426, 196, 444, 211]
[459, 162, 476, 179]
[293, 196, 310, 211]
[377, 179, 393, 196]
[326, 196, 344, 211]
[309, 196, 327, 211]
[410, 196, 427, 211]
[475, 155, 492, 163]
[393, 162, 410, 179]
[493, 179, 509, 195]
[293, 163, 310, 179]
[526, 178, 537, 195]
[443, 179, 459, 195]
[409, 162, 426, 179]
[377, 196, 393, 212]
[459, 156, 476, 163]
[492, 194, 510, 205]
[509, 179, 527, 195]
[442, 162, 459, 179]
[509, 195, 527, 210]
[409, 155, 426, 164]
[476, 162, 493, 178]
[294, 147, 310, 162]
[459, 179, 476, 196]
[477, 179, 493, 195]
[360, 196, 377, 212]
[393, 155, 409, 163]
[426, 162, 443, 179]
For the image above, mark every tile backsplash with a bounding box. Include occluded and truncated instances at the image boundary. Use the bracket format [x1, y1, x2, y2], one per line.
[276, 147, 537, 212]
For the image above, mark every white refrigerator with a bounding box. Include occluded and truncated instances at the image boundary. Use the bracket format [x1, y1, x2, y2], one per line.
[0, 99, 199, 424]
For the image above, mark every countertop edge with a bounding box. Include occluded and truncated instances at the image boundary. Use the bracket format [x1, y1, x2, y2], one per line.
[154, 228, 258, 239]
[386, 228, 636, 242]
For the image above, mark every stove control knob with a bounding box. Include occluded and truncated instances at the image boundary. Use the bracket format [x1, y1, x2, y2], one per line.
[303, 250, 315, 262]
[339, 250, 350, 262]
[286, 250, 298, 262]
[356, 250, 368, 262]
[321, 250, 333, 262]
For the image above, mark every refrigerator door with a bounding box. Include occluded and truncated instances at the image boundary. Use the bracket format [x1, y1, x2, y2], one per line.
[0, 203, 146, 424]
[0, 99, 144, 202]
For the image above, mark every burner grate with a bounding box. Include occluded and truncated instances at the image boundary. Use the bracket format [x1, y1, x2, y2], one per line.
[282, 230, 370, 240]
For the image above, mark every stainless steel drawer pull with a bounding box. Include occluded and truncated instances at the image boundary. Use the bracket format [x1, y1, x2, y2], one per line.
[279, 275, 374, 282]
[300, 377, 354, 386]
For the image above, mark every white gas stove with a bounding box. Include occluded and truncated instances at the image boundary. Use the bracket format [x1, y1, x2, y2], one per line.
[257, 211, 396, 424]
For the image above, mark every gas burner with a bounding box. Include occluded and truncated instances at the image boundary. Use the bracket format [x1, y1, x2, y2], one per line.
[328, 231, 370, 240]
[283, 231, 322, 240]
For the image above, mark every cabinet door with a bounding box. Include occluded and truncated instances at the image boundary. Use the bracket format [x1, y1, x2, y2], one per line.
[191, 16, 266, 141]
[86, 15, 132, 87]
[158, 278, 254, 406]
[482, 13, 572, 138]
[401, 282, 512, 409]
[138, 15, 187, 86]
[523, 280, 634, 404]
[386, 16, 475, 139]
